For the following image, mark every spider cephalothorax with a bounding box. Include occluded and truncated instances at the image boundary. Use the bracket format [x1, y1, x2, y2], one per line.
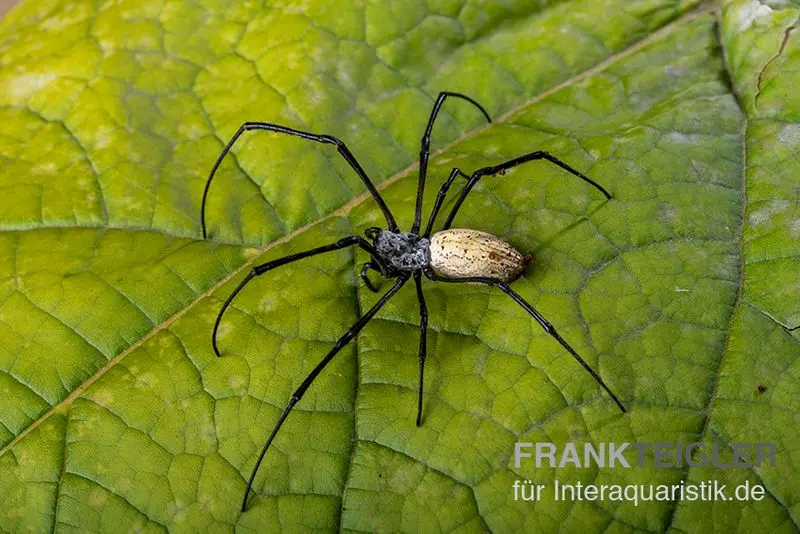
[370, 229, 430, 273]
[200, 91, 624, 512]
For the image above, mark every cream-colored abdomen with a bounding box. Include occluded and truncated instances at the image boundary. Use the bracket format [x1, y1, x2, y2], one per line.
[428, 228, 529, 282]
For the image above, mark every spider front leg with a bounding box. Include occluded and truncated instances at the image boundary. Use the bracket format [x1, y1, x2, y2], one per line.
[412, 92, 491, 233]
[240, 275, 408, 511]
[442, 150, 611, 230]
[211, 235, 378, 358]
[200, 122, 398, 238]
[423, 167, 469, 237]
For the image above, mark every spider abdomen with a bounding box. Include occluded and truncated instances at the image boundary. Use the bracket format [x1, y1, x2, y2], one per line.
[428, 228, 529, 282]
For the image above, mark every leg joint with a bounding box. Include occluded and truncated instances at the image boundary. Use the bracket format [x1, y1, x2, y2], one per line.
[319, 134, 342, 147]
[338, 330, 355, 347]
[336, 236, 357, 247]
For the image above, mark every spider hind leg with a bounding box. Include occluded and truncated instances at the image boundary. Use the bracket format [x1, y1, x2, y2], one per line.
[423, 270, 626, 413]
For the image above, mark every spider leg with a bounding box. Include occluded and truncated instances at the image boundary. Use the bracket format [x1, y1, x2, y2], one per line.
[241, 275, 408, 511]
[212, 235, 378, 358]
[442, 150, 611, 230]
[201, 122, 398, 238]
[414, 272, 428, 426]
[360, 261, 382, 293]
[412, 92, 491, 234]
[423, 270, 626, 413]
[494, 281, 625, 413]
[423, 167, 469, 237]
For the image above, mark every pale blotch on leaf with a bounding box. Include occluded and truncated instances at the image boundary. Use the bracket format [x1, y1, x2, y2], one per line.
[7, 73, 56, 100]
[390, 467, 413, 487]
[40, 8, 82, 31]
[135, 372, 159, 389]
[198, 308, 217, 324]
[666, 131, 695, 144]
[178, 122, 206, 139]
[41, 419, 61, 441]
[259, 296, 278, 313]
[15, 450, 32, 468]
[74, 421, 91, 438]
[483, 145, 500, 157]
[94, 129, 116, 150]
[32, 162, 58, 175]
[201, 424, 217, 445]
[216, 322, 231, 338]
[172, 507, 187, 523]
[778, 124, 800, 144]
[122, 199, 146, 213]
[735, 0, 774, 31]
[88, 487, 107, 507]
[243, 248, 261, 260]
[198, 490, 213, 507]
[664, 65, 684, 78]
[283, 52, 300, 70]
[93, 389, 114, 405]
[790, 219, 800, 238]
[228, 374, 246, 393]
[749, 200, 789, 227]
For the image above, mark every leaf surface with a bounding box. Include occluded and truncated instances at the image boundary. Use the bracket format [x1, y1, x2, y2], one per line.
[0, 0, 797, 531]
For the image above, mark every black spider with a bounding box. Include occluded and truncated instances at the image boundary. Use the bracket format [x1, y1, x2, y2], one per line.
[200, 91, 625, 511]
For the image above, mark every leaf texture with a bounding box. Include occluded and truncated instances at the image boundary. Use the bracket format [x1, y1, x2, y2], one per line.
[0, 0, 797, 531]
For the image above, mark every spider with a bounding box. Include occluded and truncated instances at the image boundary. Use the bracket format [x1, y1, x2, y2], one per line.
[200, 91, 626, 511]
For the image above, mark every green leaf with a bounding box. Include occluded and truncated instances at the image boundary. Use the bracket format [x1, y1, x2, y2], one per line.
[0, 0, 797, 532]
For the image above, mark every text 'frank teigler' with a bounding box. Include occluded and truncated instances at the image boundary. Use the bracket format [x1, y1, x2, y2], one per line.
[514, 442, 776, 469]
